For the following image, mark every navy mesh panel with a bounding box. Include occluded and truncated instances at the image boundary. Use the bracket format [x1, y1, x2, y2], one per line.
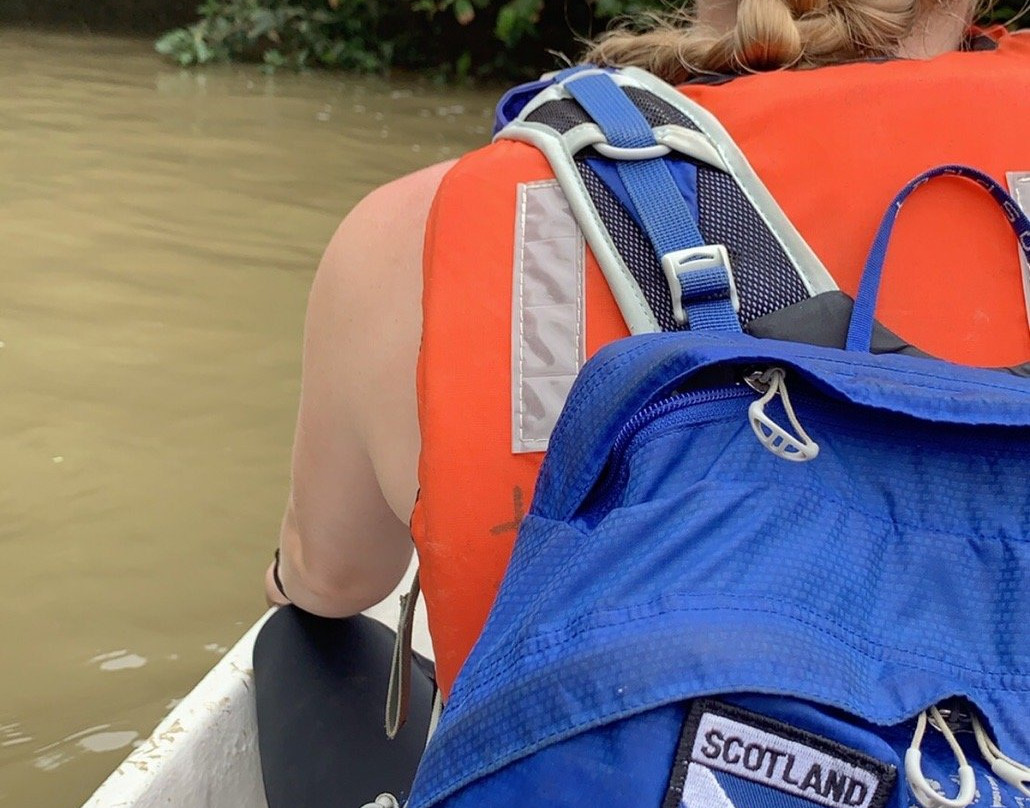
[579, 161, 684, 332]
[696, 167, 809, 322]
[525, 99, 592, 132]
[622, 87, 699, 131]
[580, 161, 810, 330]
[525, 90, 700, 134]
[525, 87, 811, 330]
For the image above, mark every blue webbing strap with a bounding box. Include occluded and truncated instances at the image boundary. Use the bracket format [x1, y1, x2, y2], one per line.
[562, 71, 742, 333]
[678, 264, 740, 332]
[846, 165, 1030, 353]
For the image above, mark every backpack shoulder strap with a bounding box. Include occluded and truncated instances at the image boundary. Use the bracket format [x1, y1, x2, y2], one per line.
[496, 66, 838, 334]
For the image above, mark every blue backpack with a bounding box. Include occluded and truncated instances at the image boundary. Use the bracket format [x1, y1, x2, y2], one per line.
[406, 70, 1030, 808]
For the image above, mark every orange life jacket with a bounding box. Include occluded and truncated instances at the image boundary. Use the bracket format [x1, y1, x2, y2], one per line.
[414, 32, 1030, 697]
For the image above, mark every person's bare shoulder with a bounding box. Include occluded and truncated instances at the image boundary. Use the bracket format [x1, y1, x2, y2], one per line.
[313, 160, 456, 515]
[317, 159, 457, 313]
[279, 160, 457, 615]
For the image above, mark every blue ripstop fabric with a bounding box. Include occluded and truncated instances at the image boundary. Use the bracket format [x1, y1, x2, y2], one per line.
[493, 77, 555, 134]
[407, 331, 1029, 808]
[415, 697, 1012, 808]
[537, 331, 1030, 520]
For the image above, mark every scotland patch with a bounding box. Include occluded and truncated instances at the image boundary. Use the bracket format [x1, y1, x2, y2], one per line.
[664, 700, 896, 808]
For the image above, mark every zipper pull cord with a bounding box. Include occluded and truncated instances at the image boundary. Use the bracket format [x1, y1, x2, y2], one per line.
[359, 795, 400, 808]
[971, 712, 1030, 796]
[746, 368, 820, 462]
[905, 708, 977, 808]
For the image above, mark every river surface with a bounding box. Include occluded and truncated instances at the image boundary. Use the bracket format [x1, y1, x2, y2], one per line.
[0, 30, 497, 807]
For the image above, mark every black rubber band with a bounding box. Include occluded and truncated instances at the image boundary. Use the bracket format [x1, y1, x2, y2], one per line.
[273, 548, 289, 600]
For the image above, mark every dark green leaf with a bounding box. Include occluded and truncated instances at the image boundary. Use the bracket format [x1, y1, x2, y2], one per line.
[248, 9, 279, 38]
[453, 0, 476, 24]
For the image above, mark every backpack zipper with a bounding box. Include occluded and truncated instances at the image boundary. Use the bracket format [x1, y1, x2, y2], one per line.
[592, 368, 820, 510]
[593, 384, 754, 509]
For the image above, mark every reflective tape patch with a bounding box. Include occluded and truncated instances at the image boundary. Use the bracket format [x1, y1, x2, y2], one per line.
[1006, 172, 1030, 332]
[511, 180, 585, 453]
[665, 701, 896, 808]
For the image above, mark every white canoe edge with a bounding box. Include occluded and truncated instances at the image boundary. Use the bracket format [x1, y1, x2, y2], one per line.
[82, 563, 432, 808]
[81, 610, 274, 808]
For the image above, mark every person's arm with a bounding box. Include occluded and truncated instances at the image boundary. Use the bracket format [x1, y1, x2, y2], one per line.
[270, 161, 455, 617]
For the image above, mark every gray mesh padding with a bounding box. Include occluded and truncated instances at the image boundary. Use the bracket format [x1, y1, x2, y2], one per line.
[578, 160, 809, 330]
[696, 167, 809, 322]
[526, 88, 700, 134]
[622, 87, 699, 131]
[580, 161, 684, 332]
[526, 98, 593, 133]
[524, 84, 811, 331]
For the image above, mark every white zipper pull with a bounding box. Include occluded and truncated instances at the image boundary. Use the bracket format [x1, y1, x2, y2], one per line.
[906, 708, 977, 808]
[360, 794, 400, 808]
[745, 368, 820, 462]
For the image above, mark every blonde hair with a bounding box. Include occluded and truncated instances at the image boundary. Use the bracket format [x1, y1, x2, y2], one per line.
[583, 0, 932, 82]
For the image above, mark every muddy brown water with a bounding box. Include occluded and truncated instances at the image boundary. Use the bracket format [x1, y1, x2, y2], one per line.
[0, 30, 497, 807]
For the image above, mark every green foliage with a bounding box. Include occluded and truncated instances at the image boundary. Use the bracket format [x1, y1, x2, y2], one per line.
[155, 0, 674, 78]
[982, 0, 1029, 26]
[156, 0, 1028, 79]
[155, 0, 403, 71]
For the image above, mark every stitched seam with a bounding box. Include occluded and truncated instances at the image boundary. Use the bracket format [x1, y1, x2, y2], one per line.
[515, 182, 528, 445]
[612, 418, 1029, 541]
[575, 209, 585, 376]
[427, 598, 1028, 804]
[467, 595, 1029, 689]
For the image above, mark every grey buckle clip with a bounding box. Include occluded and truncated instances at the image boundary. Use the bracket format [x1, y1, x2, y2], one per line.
[661, 244, 738, 326]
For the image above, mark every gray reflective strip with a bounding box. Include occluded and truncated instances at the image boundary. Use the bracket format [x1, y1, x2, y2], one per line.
[511, 180, 585, 453]
[501, 121, 660, 334]
[1006, 171, 1030, 332]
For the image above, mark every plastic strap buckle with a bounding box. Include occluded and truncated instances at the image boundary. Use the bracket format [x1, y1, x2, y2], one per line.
[661, 244, 739, 326]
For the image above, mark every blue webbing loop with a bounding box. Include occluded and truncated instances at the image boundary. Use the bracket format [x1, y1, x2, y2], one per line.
[561, 71, 655, 149]
[846, 165, 1030, 353]
[562, 71, 742, 333]
[678, 264, 741, 332]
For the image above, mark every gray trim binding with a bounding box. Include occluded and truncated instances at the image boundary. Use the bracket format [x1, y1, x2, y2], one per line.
[560, 123, 728, 171]
[502, 120, 660, 334]
[496, 67, 839, 334]
[621, 66, 837, 298]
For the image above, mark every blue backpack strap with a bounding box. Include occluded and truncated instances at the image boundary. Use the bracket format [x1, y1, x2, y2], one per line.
[846, 164, 1030, 352]
[496, 66, 839, 335]
[561, 70, 741, 333]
